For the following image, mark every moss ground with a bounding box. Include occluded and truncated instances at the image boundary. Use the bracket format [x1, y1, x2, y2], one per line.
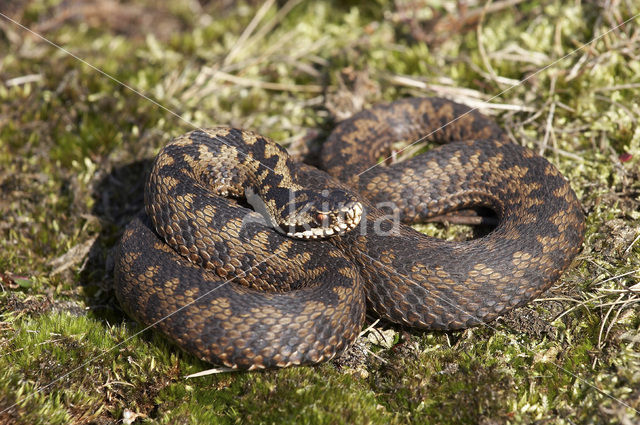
[0, 1, 639, 423]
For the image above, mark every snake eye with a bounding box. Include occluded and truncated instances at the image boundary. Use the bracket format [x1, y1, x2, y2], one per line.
[315, 212, 327, 225]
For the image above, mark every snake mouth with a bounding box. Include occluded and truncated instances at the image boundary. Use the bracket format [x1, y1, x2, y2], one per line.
[284, 201, 364, 239]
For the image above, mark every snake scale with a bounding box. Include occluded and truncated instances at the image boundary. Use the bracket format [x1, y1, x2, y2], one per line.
[114, 97, 585, 370]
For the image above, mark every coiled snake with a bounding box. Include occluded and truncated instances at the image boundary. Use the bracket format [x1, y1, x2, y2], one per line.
[114, 98, 585, 369]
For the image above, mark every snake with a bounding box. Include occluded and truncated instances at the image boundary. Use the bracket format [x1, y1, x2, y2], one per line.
[114, 97, 585, 370]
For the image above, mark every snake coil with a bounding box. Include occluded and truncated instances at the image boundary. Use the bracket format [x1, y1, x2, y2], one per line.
[115, 98, 585, 369]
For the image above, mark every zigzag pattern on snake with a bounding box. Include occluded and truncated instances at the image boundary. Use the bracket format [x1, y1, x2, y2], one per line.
[114, 97, 585, 369]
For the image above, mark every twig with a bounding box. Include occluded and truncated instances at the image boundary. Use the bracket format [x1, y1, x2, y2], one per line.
[5, 74, 42, 86]
[476, 0, 499, 85]
[364, 347, 388, 364]
[250, 0, 303, 48]
[214, 71, 322, 92]
[387, 75, 535, 112]
[540, 74, 557, 155]
[624, 234, 640, 254]
[595, 83, 640, 92]
[595, 268, 640, 286]
[48, 237, 97, 276]
[223, 0, 275, 66]
[184, 366, 239, 378]
[598, 293, 624, 349]
[602, 300, 629, 350]
[358, 319, 381, 338]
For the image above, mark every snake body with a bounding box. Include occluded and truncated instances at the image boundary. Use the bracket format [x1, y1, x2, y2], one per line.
[114, 98, 585, 369]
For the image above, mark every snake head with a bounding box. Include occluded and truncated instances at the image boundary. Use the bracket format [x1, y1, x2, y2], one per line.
[277, 189, 364, 239]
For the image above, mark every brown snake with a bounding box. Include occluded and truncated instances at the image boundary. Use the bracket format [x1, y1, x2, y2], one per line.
[114, 97, 585, 369]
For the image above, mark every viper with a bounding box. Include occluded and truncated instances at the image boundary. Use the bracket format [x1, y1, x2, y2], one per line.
[114, 97, 585, 370]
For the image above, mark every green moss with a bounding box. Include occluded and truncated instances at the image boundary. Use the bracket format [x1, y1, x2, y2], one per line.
[149, 367, 392, 424]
